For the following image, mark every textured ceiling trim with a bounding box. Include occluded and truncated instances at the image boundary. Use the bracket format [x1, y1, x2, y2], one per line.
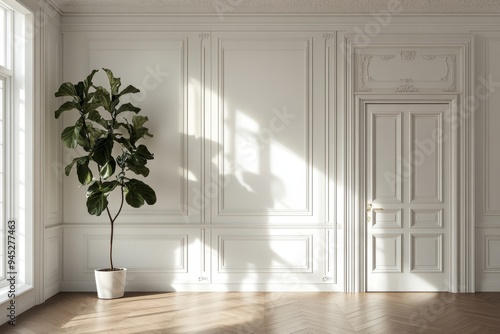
[48, 0, 500, 14]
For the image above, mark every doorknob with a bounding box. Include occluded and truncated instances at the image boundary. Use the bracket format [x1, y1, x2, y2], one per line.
[367, 203, 372, 211]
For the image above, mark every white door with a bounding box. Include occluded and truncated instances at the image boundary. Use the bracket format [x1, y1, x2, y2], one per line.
[366, 103, 451, 291]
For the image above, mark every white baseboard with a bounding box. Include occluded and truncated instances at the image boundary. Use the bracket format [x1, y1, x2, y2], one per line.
[476, 283, 500, 292]
[61, 282, 343, 292]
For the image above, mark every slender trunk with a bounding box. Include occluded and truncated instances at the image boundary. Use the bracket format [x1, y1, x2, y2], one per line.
[110, 221, 114, 270]
[106, 184, 125, 271]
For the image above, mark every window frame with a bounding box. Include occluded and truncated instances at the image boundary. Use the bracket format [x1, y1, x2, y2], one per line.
[0, 0, 34, 296]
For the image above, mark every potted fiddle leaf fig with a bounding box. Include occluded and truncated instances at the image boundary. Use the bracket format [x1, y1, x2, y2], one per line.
[54, 68, 156, 299]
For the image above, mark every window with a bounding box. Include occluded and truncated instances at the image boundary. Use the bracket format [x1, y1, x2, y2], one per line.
[0, 73, 5, 282]
[0, 2, 12, 286]
[0, 0, 33, 295]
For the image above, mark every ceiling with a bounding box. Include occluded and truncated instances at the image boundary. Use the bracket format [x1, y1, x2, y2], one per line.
[48, 0, 500, 15]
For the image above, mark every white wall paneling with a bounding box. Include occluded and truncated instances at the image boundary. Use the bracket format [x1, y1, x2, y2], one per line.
[42, 2, 63, 303]
[210, 32, 334, 225]
[51, 13, 489, 292]
[211, 228, 337, 290]
[62, 31, 203, 224]
[59, 29, 340, 292]
[44, 18, 62, 228]
[61, 226, 204, 291]
[44, 226, 62, 298]
[475, 32, 500, 291]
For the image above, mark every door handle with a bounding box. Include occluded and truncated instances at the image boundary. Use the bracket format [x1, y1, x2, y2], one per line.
[367, 203, 372, 223]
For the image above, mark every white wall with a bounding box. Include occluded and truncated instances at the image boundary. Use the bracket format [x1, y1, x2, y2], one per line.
[59, 28, 340, 291]
[475, 31, 500, 291]
[43, 7, 62, 300]
[56, 14, 497, 292]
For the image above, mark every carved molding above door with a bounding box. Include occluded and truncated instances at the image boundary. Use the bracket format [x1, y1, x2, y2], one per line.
[355, 49, 459, 93]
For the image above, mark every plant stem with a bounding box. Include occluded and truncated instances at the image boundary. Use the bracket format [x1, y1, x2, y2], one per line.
[105, 206, 114, 270]
[105, 183, 125, 271]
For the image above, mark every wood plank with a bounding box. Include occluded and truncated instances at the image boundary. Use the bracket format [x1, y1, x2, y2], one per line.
[1, 292, 500, 333]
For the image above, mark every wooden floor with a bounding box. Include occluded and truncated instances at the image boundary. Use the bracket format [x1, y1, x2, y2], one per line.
[1, 292, 500, 333]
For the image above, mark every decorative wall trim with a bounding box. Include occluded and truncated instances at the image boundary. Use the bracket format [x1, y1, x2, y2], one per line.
[215, 35, 314, 218]
[52, 0, 500, 14]
[325, 229, 336, 283]
[482, 36, 500, 217]
[44, 226, 62, 300]
[217, 235, 313, 273]
[84, 37, 191, 218]
[83, 234, 189, 273]
[484, 235, 500, 272]
[358, 54, 372, 92]
[400, 50, 416, 61]
[395, 84, 419, 93]
[324, 32, 336, 227]
[356, 49, 460, 93]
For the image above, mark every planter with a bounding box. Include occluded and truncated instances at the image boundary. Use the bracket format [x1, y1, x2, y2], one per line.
[94, 268, 127, 299]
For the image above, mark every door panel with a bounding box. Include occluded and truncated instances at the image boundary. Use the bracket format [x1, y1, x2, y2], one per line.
[366, 103, 450, 292]
[371, 113, 402, 203]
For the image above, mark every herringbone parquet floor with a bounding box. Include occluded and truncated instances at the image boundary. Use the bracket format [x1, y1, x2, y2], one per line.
[1, 292, 500, 333]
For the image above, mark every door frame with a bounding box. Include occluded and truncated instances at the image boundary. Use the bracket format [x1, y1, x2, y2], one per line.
[349, 94, 469, 293]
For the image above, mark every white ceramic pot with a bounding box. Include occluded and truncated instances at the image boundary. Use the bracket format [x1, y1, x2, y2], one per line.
[94, 268, 127, 299]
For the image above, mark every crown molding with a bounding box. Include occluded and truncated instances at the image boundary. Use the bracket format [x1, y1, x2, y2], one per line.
[47, 0, 500, 15]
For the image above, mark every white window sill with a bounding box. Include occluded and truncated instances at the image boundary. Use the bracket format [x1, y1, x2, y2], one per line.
[0, 283, 33, 305]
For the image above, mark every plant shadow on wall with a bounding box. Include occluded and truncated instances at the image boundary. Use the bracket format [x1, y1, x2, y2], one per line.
[54, 69, 157, 299]
[179, 125, 302, 333]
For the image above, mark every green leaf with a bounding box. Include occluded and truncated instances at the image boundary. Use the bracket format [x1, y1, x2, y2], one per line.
[86, 125, 107, 149]
[134, 116, 153, 138]
[94, 86, 111, 112]
[126, 145, 154, 176]
[132, 115, 148, 129]
[128, 165, 150, 177]
[76, 160, 93, 185]
[83, 102, 102, 115]
[61, 124, 82, 149]
[64, 156, 88, 176]
[125, 115, 153, 146]
[110, 99, 120, 113]
[124, 179, 156, 208]
[83, 69, 99, 94]
[135, 145, 154, 160]
[55, 100, 79, 119]
[103, 68, 121, 96]
[55, 82, 77, 98]
[92, 135, 113, 166]
[99, 157, 116, 179]
[77, 126, 91, 150]
[87, 110, 108, 128]
[115, 136, 133, 151]
[117, 85, 140, 98]
[75, 81, 85, 100]
[117, 103, 141, 115]
[86, 188, 108, 216]
[113, 121, 127, 130]
[101, 180, 120, 193]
